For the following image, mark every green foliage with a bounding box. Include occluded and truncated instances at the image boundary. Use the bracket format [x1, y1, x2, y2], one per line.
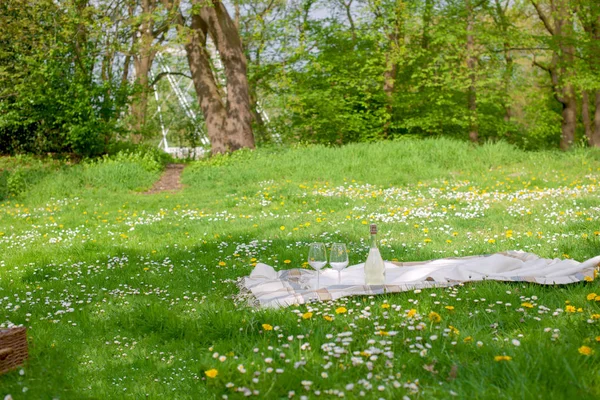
[0, 0, 130, 157]
[247, 0, 597, 149]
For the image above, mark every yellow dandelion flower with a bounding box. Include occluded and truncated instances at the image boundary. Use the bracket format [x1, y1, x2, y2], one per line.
[596, 336, 600, 343]
[262, 324, 273, 331]
[280, 226, 285, 231]
[302, 312, 313, 319]
[407, 309, 417, 318]
[445, 306, 455, 311]
[381, 304, 390, 309]
[578, 346, 593, 356]
[424, 238, 432, 243]
[335, 307, 347, 314]
[521, 302, 534, 308]
[587, 293, 598, 301]
[449, 325, 460, 335]
[591, 314, 600, 319]
[284, 259, 291, 264]
[566, 305, 576, 313]
[584, 276, 594, 282]
[324, 315, 333, 321]
[205, 369, 218, 378]
[463, 336, 473, 343]
[494, 355, 512, 362]
[428, 312, 441, 323]
[488, 239, 496, 244]
[378, 330, 389, 336]
[218, 261, 226, 267]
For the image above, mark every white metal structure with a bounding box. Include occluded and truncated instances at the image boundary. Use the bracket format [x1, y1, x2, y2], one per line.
[151, 44, 279, 157]
[152, 51, 207, 159]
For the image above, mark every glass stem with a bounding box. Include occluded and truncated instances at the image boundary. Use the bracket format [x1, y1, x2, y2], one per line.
[338, 270, 341, 285]
[316, 270, 320, 290]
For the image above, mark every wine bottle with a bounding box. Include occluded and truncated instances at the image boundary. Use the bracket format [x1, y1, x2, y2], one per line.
[364, 224, 385, 285]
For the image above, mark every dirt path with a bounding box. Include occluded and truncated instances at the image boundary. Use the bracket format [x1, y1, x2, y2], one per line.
[144, 164, 186, 194]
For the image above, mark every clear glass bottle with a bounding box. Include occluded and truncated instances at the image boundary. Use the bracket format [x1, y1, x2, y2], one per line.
[364, 224, 385, 285]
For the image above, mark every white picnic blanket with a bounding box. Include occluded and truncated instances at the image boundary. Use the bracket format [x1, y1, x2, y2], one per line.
[240, 251, 600, 308]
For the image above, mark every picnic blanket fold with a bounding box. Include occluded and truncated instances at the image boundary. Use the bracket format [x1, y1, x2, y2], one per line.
[240, 251, 600, 308]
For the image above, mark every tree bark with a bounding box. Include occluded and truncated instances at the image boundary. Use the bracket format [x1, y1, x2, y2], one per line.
[583, 91, 593, 143]
[575, 0, 600, 146]
[560, 90, 577, 149]
[493, 0, 513, 122]
[531, 0, 577, 149]
[382, 0, 405, 138]
[131, 54, 154, 135]
[183, 0, 255, 154]
[184, 10, 228, 153]
[466, 0, 478, 142]
[130, 0, 157, 139]
[593, 91, 600, 146]
[422, 0, 433, 49]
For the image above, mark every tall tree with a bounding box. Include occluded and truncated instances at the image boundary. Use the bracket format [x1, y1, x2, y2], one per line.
[368, 0, 407, 138]
[575, 0, 600, 146]
[491, 0, 515, 123]
[127, 0, 179, 139]
[531, 0, 578, 150]
[180, 0, 255, 154]
[466, 0, 478, 142]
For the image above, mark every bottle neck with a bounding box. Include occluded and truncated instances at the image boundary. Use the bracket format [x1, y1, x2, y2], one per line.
[370, 234, 378, 248]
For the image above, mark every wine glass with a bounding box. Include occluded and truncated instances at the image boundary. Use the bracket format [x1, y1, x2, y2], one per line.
[329, 243, 349, 285]
[308, 242, 327, 289]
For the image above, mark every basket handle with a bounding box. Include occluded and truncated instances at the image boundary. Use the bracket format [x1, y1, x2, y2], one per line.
[0, 347, 13, 360]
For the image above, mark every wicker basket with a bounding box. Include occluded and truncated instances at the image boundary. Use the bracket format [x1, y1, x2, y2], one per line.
[0, 327, 28, 375]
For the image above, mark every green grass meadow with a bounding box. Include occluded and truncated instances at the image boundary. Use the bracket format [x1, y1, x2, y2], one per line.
[1, 139, 600, 399]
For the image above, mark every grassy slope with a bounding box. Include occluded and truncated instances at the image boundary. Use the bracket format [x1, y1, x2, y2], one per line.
[0, 138, 599, 399]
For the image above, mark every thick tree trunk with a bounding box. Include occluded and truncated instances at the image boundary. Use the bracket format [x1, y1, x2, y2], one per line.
[184, 0, 255, 154]
[209, 2, 255, 151]
[560, 89, 577, 150]
[466, 0, 478, 143]
[593, 91, 600, 146]
[184, 12, 228, 153]
[583, 91, 593, 144]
